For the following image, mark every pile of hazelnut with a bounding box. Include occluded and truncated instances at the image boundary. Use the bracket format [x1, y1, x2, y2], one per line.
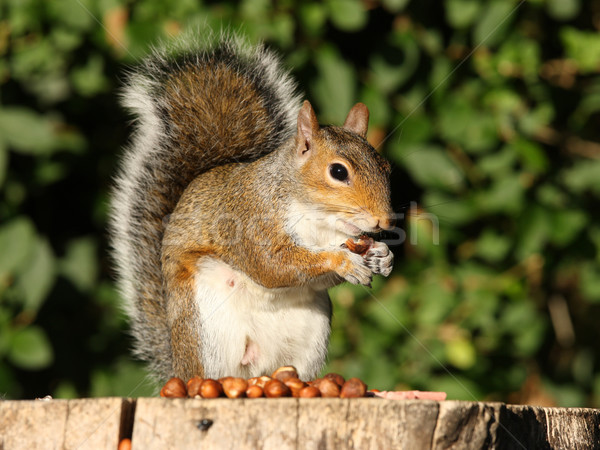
[160, 365, 371, 399]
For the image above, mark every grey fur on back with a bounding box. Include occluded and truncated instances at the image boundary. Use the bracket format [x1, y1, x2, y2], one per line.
[109, 33, 301, 381]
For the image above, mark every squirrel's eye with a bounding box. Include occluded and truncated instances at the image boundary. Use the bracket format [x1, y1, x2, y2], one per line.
[329, 163, 349, 182]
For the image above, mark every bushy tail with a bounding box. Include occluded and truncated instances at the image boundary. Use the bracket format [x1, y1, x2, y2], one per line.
[109, 33, 300, 380]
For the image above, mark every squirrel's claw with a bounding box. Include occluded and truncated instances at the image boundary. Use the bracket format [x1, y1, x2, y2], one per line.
[364, 242, 394, 277]
[342, 251, 373, 286]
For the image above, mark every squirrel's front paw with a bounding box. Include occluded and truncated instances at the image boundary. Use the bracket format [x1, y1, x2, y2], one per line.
[340, 251, 373, 286]
[364, 241, 394, 277]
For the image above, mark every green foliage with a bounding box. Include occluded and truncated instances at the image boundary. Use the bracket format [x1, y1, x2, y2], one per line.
[1, 0, 599, 407]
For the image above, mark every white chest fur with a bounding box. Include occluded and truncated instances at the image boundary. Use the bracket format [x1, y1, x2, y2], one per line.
[194, 257, 332, 380]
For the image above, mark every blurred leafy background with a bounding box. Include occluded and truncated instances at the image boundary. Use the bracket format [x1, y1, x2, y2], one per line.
[1, 0, 600, 407]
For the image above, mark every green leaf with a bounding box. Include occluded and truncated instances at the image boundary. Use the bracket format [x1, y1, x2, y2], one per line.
[580, 263, 600, 303]
[446, 0, 481, 29]
[300, 3, 327, 36]
[311, 46, 356, 124]
[476, 175, 524, 215]
[360, 86, 391, 126]
[561, 159, 600, 196]
[475, 229, 511, 263]
[561, 28, 600, 73]
[445, 337, 477, 370]
[53, 381, 78, 399]
[415, 281, 456, 325]
[429, 375, 484, 401]
[513, 316, 545, 357]
[519, 103, 554, 137]
[511, 138, 548, 174]
[547, 0, 580, 21]
[0, 309, 12, 356]
[34, 161, 69, 185]
[0, 217, 36, 276]
[47, 0, 95, 31]
[0, 108, 57, 155]
[10, 37, 69, 104]
[71, 54, 110, 97]
[8, 326, 54, 370]
[327, 0, 368, 32]
[397, 146, 464, 191]
[536, 184, 567, 208]
[0, 142, 7, 188]
[59, 237, 99, 292]
[270, 13, 295, 49]
[123, 22, 165, 61]
[422, 191, 477, 226]
[50, 27, 83, 52]
[239, 0, 271, 21]
[516, 205, 550, 259]
[17, 238, 56, 312]
[392, 113, 434, 147]
[437, 95, 498, 154]
[549, 209, 587, 247]
[590, 227, 600, 264]
[408, 211, 444, 258]
[365, 295, 409, 334]
[473, 0, 517, 48]
[479, 146, 516, 177]
[569, 81, 600, 129]
[90, 359, 156, 397]
[544, 381, 586, 408]
[382, 0, 410, 12]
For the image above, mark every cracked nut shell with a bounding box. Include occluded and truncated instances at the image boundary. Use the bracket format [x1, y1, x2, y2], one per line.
[222, 377, 248, 398]
[271, 366, 299, 382]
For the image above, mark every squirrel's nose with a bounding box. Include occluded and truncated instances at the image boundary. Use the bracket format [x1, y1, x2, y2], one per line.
[377, 216, 395, 231]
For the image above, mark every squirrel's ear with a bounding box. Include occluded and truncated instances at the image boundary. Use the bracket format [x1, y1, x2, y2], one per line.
[296, 100, 319, 158]
[343, 103, 369, 138]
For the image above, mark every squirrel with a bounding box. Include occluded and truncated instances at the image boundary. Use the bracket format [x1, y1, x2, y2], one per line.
[109, 33, 395, 384]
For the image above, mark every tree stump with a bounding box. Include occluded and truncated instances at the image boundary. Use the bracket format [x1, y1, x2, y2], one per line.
[0, 398, 598, 449]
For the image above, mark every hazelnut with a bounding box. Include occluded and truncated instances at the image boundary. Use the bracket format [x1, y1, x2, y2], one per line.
[324, 373, 345, 387]
[314, 378, 340, 398]
[200, 379, 223, 398]
[298, 386, 321, 398]
[264, 379, 291, 398]
[246, 385, 264, 398]
[345, 235, 374, 255]
[186, 376, 204, 398]
[340, 377, 367, 398]
[283, 377, 307, 397]
[271, 366, 299, 382]
[248, 375, 272, 388]
[160, 377, 187, 398]
[218, 376, 233, 384]
[222, 377, 248, 398]
[118, 438, 132, 450]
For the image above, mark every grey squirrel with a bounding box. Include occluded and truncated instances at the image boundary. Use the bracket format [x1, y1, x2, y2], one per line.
[110, 33, 395, 383]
